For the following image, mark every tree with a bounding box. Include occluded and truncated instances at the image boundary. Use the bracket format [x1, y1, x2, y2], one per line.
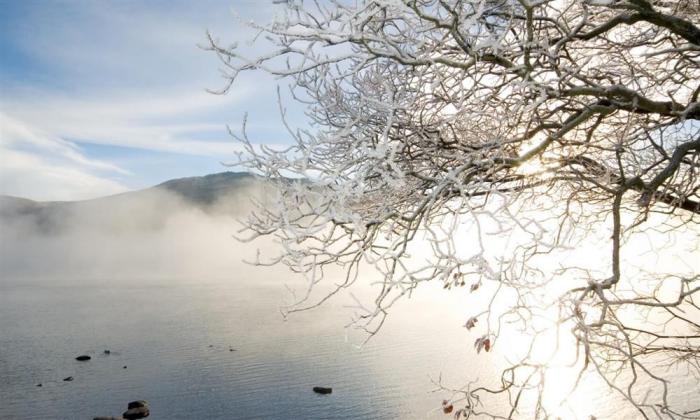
[207, 1, 700, 418]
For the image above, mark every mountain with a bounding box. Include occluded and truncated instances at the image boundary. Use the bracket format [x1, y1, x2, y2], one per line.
[136, 171, 262, 206]
[0, 172, 265, 233]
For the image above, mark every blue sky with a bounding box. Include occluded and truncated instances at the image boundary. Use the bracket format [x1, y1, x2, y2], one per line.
[0, 0, 299, 200]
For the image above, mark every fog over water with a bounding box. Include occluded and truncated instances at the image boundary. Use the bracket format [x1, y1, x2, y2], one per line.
[0, 175, 690, 419]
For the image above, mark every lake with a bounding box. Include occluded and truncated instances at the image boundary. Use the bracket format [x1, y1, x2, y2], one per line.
[0, 270, 500, 419]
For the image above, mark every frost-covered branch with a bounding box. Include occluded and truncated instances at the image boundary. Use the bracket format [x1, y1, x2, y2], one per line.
[208, 1, 700, 417]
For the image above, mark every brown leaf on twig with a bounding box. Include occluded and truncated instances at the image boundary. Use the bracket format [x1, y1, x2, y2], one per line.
[465, 317, 478, 330]
[474, 335, 492, 353]
[442, 400, 454, 414]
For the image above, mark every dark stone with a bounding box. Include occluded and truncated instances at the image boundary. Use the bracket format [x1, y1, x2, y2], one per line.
[313, 386, 332, 394]
[104, 350, 111, 355]
[36, 383, 42, 387]
[122, 407, 149, 419]
[63, 376, 74, 382]
[76, 355, 91, 361]
[127, 401, 148, 409]
[123, 366, 127, 369]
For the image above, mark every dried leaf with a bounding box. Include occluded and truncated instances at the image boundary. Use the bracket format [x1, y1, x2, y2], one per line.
[442, 400, 454, 414]
[465, 317, 478, 330]
[474, 335, 491, 353]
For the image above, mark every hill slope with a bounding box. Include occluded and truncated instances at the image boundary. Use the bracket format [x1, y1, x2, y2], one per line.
[0, 172, 264, 233]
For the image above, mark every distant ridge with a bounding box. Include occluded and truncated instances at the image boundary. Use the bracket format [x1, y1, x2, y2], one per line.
[155, 172, 258, 206]
[1, 171, 258, 206]
[0, 172, 264, 232]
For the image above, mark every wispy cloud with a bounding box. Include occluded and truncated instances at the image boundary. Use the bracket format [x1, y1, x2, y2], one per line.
[0, 114, 130, 201]
[0, 0, 288, 200]
[0, 148, 130, 202]
[4, 88, 251, 157]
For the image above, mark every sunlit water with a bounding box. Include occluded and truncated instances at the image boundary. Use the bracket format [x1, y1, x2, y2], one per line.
[3, 273, 676, 420]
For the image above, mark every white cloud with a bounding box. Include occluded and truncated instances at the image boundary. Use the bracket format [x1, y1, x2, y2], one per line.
[0, 114, 130, 201]
[0, 114, 130, 174]
[1, 0, 287, 158]
[3, 88, 251, 157]
[0, 149, 130, 202]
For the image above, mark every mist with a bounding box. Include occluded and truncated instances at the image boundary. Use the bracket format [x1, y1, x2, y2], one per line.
[0, 178, 272, 283]
[0, 176, 503, 420]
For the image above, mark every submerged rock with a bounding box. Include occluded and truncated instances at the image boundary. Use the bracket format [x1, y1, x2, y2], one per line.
[75, 355, 91, 361]
[104, 350, 111, 355]
[63, 376, 74, 382]
[313, 386, 332, 394]
[127, 401, 148, 409]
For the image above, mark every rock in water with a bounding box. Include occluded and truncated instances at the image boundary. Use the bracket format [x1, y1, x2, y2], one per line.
[63, 376, 74, 382]
[313, 386, 332, 394]
[103, 350, 111, 355]
[123, 401, 149, 419]
[122, 407, 149, 419]
[76, 355, 91, 361]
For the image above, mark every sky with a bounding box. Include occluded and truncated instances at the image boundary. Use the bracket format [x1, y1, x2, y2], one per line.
[0, 0, 300, 201]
